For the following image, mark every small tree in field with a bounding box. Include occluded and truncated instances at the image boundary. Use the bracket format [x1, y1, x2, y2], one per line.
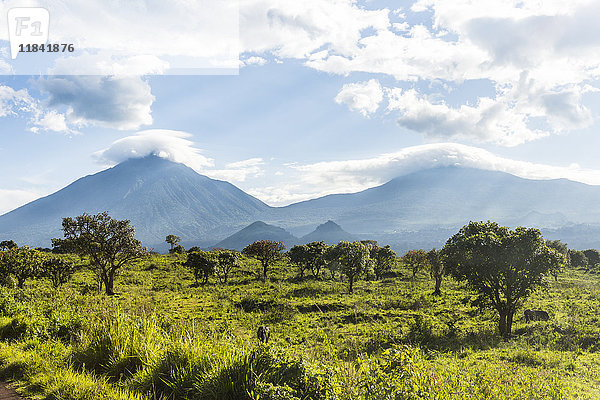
[427, 248, 445, 295]
[402, 249, 428, 279]
[371, 245, 396, 280]
[165, 235, 181, 252]
[53, 212, 147, 295]
[0, 240, 17, 251]
[442, 221, 562, 338]
[289, 242, 329, 279]
[568, 249, 588, 270]
[40, 257, 77, 288]
[215, 249, 240, 284]
[583, 249, 600, 272]
[546, 240, 568, 280]
[330, 241, 371, 294]
[185, 250, 217, 285]
[0, 246, 44, 288]
[243, 240, 285, 279]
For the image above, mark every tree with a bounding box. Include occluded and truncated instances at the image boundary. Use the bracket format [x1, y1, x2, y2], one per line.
[40, 257, 77, 288]
[289, 244, 310, 279]
[0, 240, 17, 251]
[568, 249, 588, 270]
[402, 249, 428, 279]
[53, 212, 147, 295]
[243, 240, 285, 279]
[371, 245, 396, 280]
[165, 235, 181, 252]
[442, 221, 562, 338]
[546, 240, 569, 280]
[289, 242, 329, 279]
[215, 249, 240, 284]
[170, 244, 185, 254]
[0, 246, 44, 288]
[583, 249, 600, 272]
[329, 241, 371, 294]
[185, 250, 217, 285]
[427, 249, 445, 295]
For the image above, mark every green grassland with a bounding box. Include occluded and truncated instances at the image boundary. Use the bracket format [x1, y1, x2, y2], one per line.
[0, 253, 597, 399]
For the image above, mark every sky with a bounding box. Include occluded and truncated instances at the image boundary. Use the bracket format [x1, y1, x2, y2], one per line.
[2, 0, 600, 214]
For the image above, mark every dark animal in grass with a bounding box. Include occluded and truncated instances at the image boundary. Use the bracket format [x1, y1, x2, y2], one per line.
[257, 325, 270, 343]
[525, 309, 550, 322]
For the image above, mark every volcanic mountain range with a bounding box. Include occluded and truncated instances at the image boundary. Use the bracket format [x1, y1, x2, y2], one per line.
[1, 155, 600, 252]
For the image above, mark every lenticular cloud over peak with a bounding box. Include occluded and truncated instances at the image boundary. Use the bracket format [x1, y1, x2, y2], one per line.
[93, 129, 214, 171]
[293, 143, 600, 197]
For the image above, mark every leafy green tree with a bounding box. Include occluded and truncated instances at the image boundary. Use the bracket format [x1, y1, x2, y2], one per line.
[170, 244, 185, 254]
[289, 242, 329, 279]
[583, 249, 600, 272]
[402, 249, 428, 279]
[568, 249, 588, 270]
[289, 244, 310, 279]
[53, 212, 147, 295]
[215, 249, 240, 284]
[329, 241, 372, 294]
[185, 250, 217, 285]
[0, 246, 44, 288]
[442, 221, 562, 338]
[165, 235, 181, 252]
[427, 249, 445, 295]
[40, 257, 77, 288]
[371, 245, 396, 280]
[243, 240, 285, 279]
[0, 240, 17, 251]
[546, 240, 569, 280]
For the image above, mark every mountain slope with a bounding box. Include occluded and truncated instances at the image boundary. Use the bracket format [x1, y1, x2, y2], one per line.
[212, 221, 297, 251]
[0, 156, 269, 249]
[267, 167, 600, 234]
[300, 220, 356, 244]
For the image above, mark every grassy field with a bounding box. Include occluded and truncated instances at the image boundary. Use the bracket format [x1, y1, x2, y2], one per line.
[0, 253, 597, 399]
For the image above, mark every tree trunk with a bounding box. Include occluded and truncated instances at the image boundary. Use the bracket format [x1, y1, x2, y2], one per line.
[506, 310, 514, 337]
[498, 310, 508, 338]
[262, 261, 268, 279]
[17, 277, 24, 289]
[104, 272, 115, 295]
[348, 276, 354, 294]
[433, 275, 442, 295]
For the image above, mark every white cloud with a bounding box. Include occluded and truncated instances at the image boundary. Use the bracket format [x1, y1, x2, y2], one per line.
[94, 130, 214, 171]
[205, 158, 265, 182]
[335, 79, 383, 116]
[241, 0, 389, 58]
[0, 189, 41, 215]
[33, 110, 69, 133]
[0, 85, 73, 134]
[241, 56, 267, 67]
[247, 184, 323, 206]
[38, 76, 154, 130]
[242, 0, 600, 146]
[291, 143, 600, 198]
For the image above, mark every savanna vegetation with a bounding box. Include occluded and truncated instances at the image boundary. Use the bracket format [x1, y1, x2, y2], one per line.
[0, 213, 598, 399]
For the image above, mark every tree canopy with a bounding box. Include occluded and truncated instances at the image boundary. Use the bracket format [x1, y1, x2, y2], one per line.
[243, 240, 285, 279]
[442, 221, 562, 338]
[53, 212, 146, 295]
[329, 241, 372, 293]
[402, 249, 428, 279]
[370, 245, 396, 280]
[165, 235, 181, 251]
[289, 241, 329, 279]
